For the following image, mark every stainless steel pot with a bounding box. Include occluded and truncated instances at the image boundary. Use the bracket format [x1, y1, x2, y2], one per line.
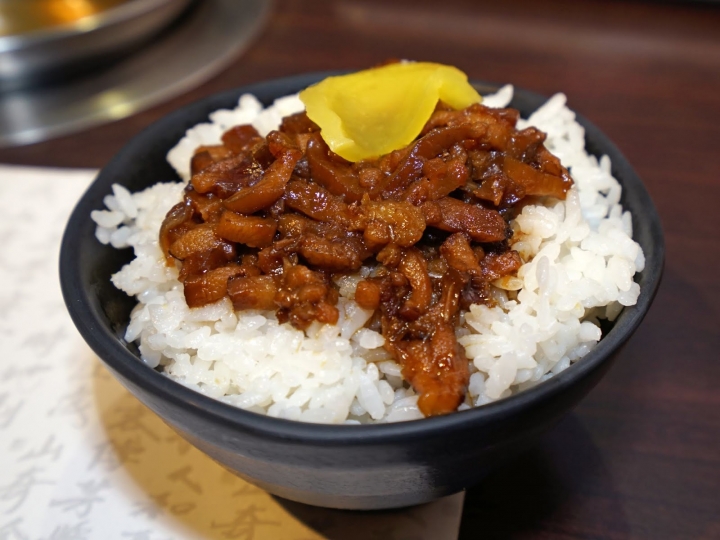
[0, 0, 193, 90]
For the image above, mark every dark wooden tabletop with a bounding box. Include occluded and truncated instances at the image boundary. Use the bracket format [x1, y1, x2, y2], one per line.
[3, 0, 719, 538]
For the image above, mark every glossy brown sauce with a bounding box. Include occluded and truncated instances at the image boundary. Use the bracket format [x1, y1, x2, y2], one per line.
[160, 101, 572, 416]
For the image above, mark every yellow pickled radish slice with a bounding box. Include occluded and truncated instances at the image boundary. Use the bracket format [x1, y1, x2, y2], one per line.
[299, 62, 481, 162]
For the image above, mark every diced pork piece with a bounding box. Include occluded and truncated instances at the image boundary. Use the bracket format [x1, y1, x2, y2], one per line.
[423, 197, 508, 243]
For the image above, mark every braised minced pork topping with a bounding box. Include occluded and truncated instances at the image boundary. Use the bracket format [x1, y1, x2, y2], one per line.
[160, 101, 573, 416]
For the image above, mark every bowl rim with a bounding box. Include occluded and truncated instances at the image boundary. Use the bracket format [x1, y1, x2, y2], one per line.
[60, 71, 665, 444]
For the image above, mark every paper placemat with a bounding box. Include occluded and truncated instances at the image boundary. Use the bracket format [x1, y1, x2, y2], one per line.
[0, 165, 464, 540]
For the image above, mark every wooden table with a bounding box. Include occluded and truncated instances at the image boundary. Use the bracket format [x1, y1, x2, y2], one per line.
[3, 0, 718, 537]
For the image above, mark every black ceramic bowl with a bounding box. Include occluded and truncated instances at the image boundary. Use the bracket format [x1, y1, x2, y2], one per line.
[60, 72, 664, 510]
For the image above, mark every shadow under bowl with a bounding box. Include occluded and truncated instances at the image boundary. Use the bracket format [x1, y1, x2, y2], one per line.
[59, 72, 664, 510]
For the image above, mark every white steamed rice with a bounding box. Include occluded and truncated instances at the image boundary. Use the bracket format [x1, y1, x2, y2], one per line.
[92, 85, 644, 424]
